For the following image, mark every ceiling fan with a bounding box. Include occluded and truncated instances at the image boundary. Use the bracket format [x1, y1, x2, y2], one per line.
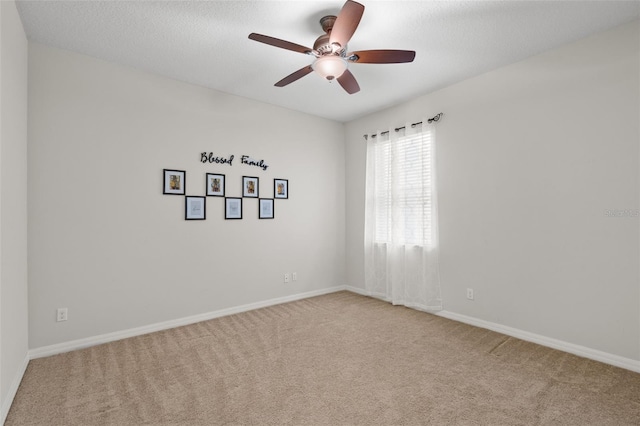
[248, 0, 415, 94]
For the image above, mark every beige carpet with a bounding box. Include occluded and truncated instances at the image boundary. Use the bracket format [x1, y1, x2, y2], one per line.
[6, 291, 640, 425]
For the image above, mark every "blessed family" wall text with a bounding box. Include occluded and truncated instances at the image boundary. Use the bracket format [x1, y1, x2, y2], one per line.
[200, 153, 269, 171]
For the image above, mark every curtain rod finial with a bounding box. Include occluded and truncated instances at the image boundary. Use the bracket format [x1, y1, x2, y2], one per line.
[428, 112, 443, 123]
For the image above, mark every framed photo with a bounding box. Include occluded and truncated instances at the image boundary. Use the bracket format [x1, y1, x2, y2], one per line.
[163, 169, 185, 195]
[185, 196, 206, 220]
[259, 198, 274, 219]
[274, 178, 288, 199]
[242, 176, 259, 198]
[225, 197, 243, 219]
[206, 173, 225, 197]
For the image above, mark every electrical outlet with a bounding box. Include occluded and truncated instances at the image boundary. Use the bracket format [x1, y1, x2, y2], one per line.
[466, 288, 474, 300]
[292, 272, 297, 281]
[57, 308, 68, 322]
[284, 273, 290, 283]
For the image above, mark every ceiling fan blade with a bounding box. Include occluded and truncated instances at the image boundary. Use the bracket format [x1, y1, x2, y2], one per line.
[275, 65, 314, 87]
[329, 1, 365, 49]
[337, 69, 360, 94]
[249, 33, 312, 55]
[348, 50, 416, 64]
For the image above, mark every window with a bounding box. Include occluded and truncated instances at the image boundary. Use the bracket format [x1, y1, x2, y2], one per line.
[370, 126, 435, 247]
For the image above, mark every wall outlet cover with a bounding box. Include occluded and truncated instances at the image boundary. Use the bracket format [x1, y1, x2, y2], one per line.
[56, 308, 68, 322]
[466, 288, 474, 300]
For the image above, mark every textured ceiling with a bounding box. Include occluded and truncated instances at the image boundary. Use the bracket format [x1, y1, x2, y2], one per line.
[16, 1, 640, 122]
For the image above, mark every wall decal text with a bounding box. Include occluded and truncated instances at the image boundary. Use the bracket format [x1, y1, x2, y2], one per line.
[201, 153, 234, 165]
[240, 155, 269, 171]
[200, 153, 269, 171]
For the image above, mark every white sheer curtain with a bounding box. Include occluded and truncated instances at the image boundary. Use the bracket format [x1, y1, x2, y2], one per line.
[364, 121, 442, 311]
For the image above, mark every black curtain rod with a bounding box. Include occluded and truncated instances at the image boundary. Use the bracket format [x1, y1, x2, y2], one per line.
[363, 113, 443, 141]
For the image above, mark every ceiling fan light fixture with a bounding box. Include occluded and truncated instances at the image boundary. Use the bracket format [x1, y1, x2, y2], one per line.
[312, 55, 348, 80]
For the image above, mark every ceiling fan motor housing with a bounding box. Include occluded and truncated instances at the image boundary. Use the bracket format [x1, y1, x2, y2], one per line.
[314, 15, 345, 55]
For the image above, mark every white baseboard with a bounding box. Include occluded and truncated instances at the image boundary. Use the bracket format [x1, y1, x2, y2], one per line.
[29, 286, 346, 359]
[28, 286, 640, 375]
[436, 310, 640, 374]
[343, 285, 368, 296]
[1, 354, 29, 425]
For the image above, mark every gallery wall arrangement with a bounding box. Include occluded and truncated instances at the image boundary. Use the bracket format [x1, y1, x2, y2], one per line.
[162, 155, 288, 221]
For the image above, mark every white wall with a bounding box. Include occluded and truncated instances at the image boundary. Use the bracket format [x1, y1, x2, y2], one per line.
[0, 0, 29, 421]
[28, 43, 346, 349]
[345, 20, 640, 361]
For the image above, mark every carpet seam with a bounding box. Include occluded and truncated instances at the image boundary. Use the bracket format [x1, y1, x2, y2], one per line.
[487, 335, 512, 355]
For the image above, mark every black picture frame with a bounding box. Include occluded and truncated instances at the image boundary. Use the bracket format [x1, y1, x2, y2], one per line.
[259, 198, 274, 219]
[163, 169, 186, 195]
[185, 196, 206, 220]
[242, 176, 259, 198]
[225, 197, 243, 219]
[274, 178, 288, 199]
[206, 173, 225, 197]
